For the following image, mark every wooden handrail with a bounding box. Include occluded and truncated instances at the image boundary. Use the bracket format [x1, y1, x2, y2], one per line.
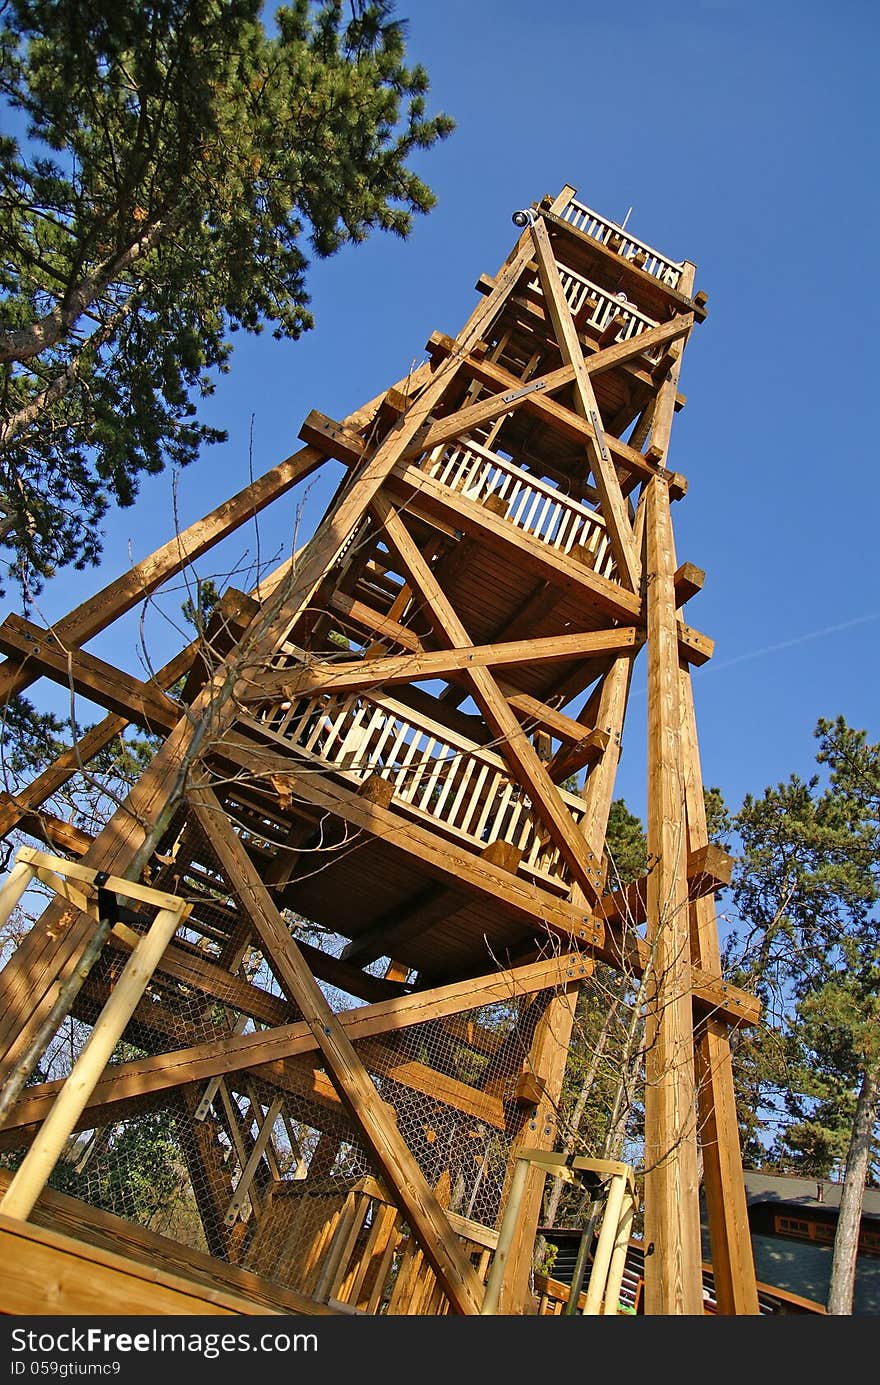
[556, 195, 684, 289]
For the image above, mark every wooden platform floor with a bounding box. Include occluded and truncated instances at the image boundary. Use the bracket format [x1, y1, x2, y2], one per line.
[0, 1172, 338, 1317]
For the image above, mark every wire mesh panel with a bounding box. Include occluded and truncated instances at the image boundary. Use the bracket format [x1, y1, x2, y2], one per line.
[0, 963, 557, 1313]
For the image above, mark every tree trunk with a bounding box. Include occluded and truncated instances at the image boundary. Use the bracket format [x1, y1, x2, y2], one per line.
[827, 1056, 880, 1314]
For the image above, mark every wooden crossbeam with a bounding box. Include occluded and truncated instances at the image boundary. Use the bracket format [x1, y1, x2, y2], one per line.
[188, 789, 485, 1316]
[0, 954, 591, 1147]
[249, 628, 640, 701]
[402, 315, 691, 457]
[0, 614, 180, 732]
[530, 218, 641, 592]
[372, 497, 604, 905]
[216, 729, 758, 1025]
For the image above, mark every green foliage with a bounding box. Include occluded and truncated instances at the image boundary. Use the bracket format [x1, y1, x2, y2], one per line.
[725, 716, 880, 1184]
[604, 797, 647, 887]
[0, 690, 66, 782]
[0, 0, 453, 596]
[703, 784, 732, 847]
[180, 577, 222, 638]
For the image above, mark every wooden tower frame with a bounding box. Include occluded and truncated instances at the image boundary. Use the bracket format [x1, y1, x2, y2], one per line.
[0, 185, 760, 1316]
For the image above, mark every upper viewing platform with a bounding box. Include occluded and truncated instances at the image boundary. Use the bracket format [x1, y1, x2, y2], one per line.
[533, 185, 706, 327]
[555, 193, 686, 289]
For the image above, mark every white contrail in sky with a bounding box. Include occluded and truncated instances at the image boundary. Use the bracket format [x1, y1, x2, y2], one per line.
[704, 612, 880, 673]
[628, 612, 880, 700]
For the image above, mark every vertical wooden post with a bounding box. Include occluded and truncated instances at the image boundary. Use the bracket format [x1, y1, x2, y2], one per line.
[582, 1171, 628, 1315]
[643, 475, 703, 1315]
[679, 667, 760, 1314]
[602, 1187, 636, 1315]
[479, 1155, 531, 1314]
[0, 859, 34, 927]
[495, 987, 577, 1314]
[0, 902, 187, 1221]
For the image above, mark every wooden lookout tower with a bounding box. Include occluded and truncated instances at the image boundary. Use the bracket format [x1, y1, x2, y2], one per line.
[0, 185, 761, 1316]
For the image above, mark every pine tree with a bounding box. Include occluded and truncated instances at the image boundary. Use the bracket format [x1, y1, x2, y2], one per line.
[0, 0, 453, 595]
[727, 716, 880, 1314]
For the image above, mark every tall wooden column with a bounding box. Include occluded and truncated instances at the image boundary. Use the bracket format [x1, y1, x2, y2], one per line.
[642, 475, 704, 1315]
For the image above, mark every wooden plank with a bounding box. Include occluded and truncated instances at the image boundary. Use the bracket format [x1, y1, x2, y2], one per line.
[251, 628, 640, 700]
[214, 732, 756, 1024]
[642, 475, 703, 1315]
[188, 788, 485, 1316]
[373, 496, 605, 905]
[0, 1169, 335, 1315]
[530, 218, 641, 592]
[0, 613, 180, 731]
[679, 664, 760, 1316]
[0, 954, 593, 1144]
[0, 1214, 284, 1315]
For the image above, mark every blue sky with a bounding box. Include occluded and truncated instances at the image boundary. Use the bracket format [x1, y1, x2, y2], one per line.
[21, 0, 880, 826]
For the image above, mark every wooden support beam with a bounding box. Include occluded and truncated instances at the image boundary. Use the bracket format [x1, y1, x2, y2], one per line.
[674, 561, 705, 608]
[372, 496, 604, 905]
[644, 264, 696, 465]
[678, 664, 760, 1316]
[597, 844, 733, 929]
[642, 474, 703, 1315]
[0, 614, 180, 732]
[0, 639, 198, 841]
[188, 789, 485, 1315]
[250, 628, 640, 702]
[341, 838, 522, 968]
[328, 591, 424, 652]
[0, 954, 591, 1147]
[0, 1214, 286, 1316]
[530, 218, 640, 592]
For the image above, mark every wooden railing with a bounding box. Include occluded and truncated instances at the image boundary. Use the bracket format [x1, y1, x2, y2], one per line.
[422, 436, 616, 579]
[529, 260, 660, 346]
[556, 194, 685, 290]
[245, 686, 588, 890]
[245, 1174, 495, 1314]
